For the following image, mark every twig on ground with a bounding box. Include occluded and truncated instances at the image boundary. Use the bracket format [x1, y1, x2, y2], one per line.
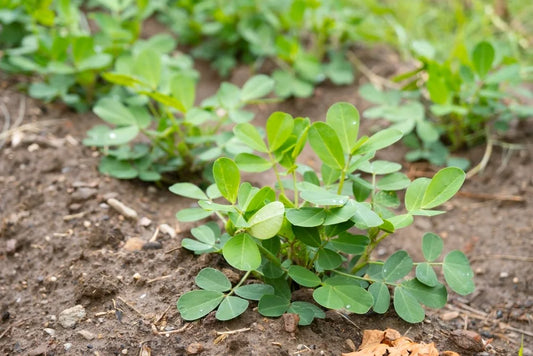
[146, 275, 172, 284]
[216, 327, 251, 335]
[149, 227, 160, 242]
[0, 325, 12, 339]
[117, 296, 145, 318]
[151, 323, 190, 335]
[165, 246, 181, 254]
[347, 51, 398, 90]
[456, 191, 525, 202]
[153, 305, 171, 325]
[335, 311, 361, 330]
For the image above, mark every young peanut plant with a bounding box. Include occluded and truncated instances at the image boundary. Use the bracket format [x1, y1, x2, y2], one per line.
[171, 102, 474, 324]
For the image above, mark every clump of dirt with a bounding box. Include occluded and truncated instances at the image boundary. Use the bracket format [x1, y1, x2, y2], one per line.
[1, 60, 532, 356]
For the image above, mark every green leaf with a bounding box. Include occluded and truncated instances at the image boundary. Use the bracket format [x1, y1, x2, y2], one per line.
[356, 129, 403, 154]
[195, 268, 231, 292]
[292, 226, 321, 247]
[93, 98, 137, 126]
[377, 173, 411, 191]
[133, 49, 161, 88]
[241, 74, 274, 102]
[102, 72, 143, 87]
[368, 282, 390, 314]
[359, 160, 402, 175]
[223, 233, 261, 271]
[287, 301, 325, 326]
[170, 74, 196, 112]
[443, 250, 475, 295]
[314, 285, 373, 314]
[235, 153, 272, 172]
[472, 41, 495, 78]
[401, 279, 447, 308]
[288, 265, 321, 287]
[326, 102, 360, 154]
[216, 296, 249, 321]
[352, 202, 383, 229]
[213, 158, 240, 204]
[330, 233, 369, 254]
[98, 156, 137, 179]
[405, 178, 431, 212]
[169, 183, 208, 200]
[421, 167, 465, 209]
[300, 190, 348, 206]
[422, 232, 443, 262]
[84, 125, 139, 146]
[323, 201, 358, 225]
[176, 208, 213, 222]
[233, 123, 268, 152]
[217, 82, 241, 109]
[286, 208, 326, 227]
[177, 290, 224, 321]
[313, 285, 344, 310]
[393, 287, 425, 323]
[308, 122, 345, 170]
[316, 248, 343, 270]
[266, 112, 293, 151]
[191, 223, 220, 245]
[245, 186, 276, 212]
[416, 120, 439, 143]
[247, 202, 285, 240]
[77, 53, 112, 71]
[235, 284, 274, 301]
[383, 250, 413, 283]
[416, 263, 439, 287]
[258, 295, 290, 317]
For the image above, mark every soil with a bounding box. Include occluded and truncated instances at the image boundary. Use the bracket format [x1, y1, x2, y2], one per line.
[1, 53, 532, 356]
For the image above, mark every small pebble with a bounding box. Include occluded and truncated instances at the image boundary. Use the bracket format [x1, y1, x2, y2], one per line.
[133, 273, 142, 281]
[87, 344, 93, 349]
[64, 343, 72, 351]
[499, 271, 509, 279]
[496, 310, 503, 319]
[78, 329, 96, 340]
[159, 224, 176, 238]
[139, 217, 152, 227]
[107, 198, 138, 220]
[186, 342, 203, 354]
[121, 349, 128, 355]
[58, 305, 86, 328]
[49, 276, 57, 282]
[43, 328, 55, 337]
[142, 241, 162, 250]
[512, 277, 519, 284]
[83, 220, 91, 228]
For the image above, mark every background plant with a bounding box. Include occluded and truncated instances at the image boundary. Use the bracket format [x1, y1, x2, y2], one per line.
[0, 0, 167, 111]
[84, 46, 276, 182]
[171, 102, 473, 324]
[359, 40, 533, 168]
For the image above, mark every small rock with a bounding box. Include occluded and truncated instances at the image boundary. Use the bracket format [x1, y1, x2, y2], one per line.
[59, 305, 86, 328]
[107, 198, 138, 220]
[440, 311, 460, 321]
[2, 311, 10, 321]
[142, 241, 162, 250]
[122, 238, 145, 252]
[450, 329, 485, 352]
[133, 273, 142, 281]
[6, 239, 17, 254]
[345, 339, 356, 352]
[43, 328, 55, 337]
[64, 343, 73, 351]
[68, 203, 82, 212]
[512, 277, 519, 284]
[77, 329, 96, 340]
[159, 224, 176, 238]
[27, 143, 40, 152]
[282, 313, 299, 333]
[71, 187, 98, 202]
[139, 217, 152, 227]
[499, 272, 509, 279]
[121, 349, 128, 355]
[186, 342, 203, 354]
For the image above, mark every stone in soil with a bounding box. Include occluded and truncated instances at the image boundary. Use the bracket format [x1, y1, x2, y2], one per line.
[58, 305, 86, 328]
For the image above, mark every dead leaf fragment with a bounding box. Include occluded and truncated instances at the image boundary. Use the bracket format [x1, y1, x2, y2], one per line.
[122, 237, 145, 252]
[342, 329, 458, 356]
[449, 329, 485, 352]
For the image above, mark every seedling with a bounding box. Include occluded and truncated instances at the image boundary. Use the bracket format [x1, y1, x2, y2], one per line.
[84, 47, 276, 182]
[171, 102, 474, 324]
[360, 40, 533, 168]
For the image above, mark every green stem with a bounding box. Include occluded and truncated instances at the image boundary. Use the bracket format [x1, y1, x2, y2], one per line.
[257, 244, 283, 269]
[292, 171, 299, 205]
[226, 271, 251, 297]
[268, 151, 286, 197]
[337, 154, 352, 195]
[350, 231, 390, 274]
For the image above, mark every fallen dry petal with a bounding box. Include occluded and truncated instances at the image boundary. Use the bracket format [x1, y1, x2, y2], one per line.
[342, 329, 459, 356]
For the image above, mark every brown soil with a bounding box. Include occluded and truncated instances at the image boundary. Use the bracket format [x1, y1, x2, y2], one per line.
[1, 56, 532, 356]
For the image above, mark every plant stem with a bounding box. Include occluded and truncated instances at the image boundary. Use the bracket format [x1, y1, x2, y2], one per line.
[226, 270, 251, 297]
[337, 154, 352, 195]
[257, 244, 283, 269]
[350, 231, 390, 274]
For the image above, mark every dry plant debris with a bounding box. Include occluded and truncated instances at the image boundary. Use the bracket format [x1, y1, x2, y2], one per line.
[342, 329, 460, 356]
